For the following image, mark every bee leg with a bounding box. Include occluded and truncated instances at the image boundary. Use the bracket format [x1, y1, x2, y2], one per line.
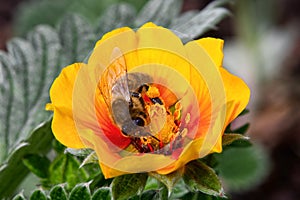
[130, 137, 153, 153]
[150, 97, 163, 105]
[130, 138, 145, 153]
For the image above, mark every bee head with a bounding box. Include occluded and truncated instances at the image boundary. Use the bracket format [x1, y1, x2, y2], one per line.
[132, 117, 145, 126]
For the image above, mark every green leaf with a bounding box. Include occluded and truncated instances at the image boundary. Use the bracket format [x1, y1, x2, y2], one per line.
[181, 191, 226, 200]
[96, 3, 136, 35]
[171, 0, 231, 39]
[49, 153, 88, 189]
[135, 0, 183, 27]
[65, 148, 94, 157]
[222, 133, 250, 147]
[49, 185, 68, 200]
[170, 178, 189, 199]
[22, 154, 50, 178]
[12, 192, 27, 200]
[0, 119, 53, 199]
[0, 52, 13, 162]
[58, 14, 95, 65]
[89, 170, 110, 191]
[144, 176, 159, 191]
[137, 186, 167, 200]
[170, 10, 198, 28]
[29, 189, 47, 200]
[215, 146, 269, 191]
[27, 25, 62, 87]
[80, 151, 98, 168]
[2, 38, 36, 153]
[0, 24, 61, 162]
[92, 187, 111, 200]
[183, 160, 224, 197]
[149, 168, 183, 193]
[157, 184, 168, 200]
[111, 173, 148, 200]
[140, 190, 157, 200]
[69, 183, 91, 200]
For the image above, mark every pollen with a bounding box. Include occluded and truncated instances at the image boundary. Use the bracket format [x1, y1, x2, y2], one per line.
[147, 86, 183, 151]
[146, 86, 160, 98]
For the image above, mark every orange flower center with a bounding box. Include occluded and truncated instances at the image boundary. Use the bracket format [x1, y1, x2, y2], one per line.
[124, 83, 189, 154]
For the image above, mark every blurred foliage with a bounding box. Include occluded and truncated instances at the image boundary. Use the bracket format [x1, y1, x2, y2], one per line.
[13, 0, 148, 36]
[0, 0, 270, 199]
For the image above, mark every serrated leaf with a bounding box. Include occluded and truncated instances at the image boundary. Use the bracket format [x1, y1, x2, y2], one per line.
[92, 187, 111, 200]
[215, 146, 269, 191]
[170, 178, 189, 199]
[49, 153, 88, 189]
[111, 173, 148, 200]
[22, 154, 50, 178]
[96, 3, 136, 36]
[5, 38, 36, 147]
[12, 192, 27, 200]
[135, 0, 183, 27]
[144, 176, 159, 191]
[69, 183, 91, 200]
[89, 170, 110, 191]
[58, 14, 95, 64]
[0, 24, 61, 162]
[135, 188, 165, 200]
[29, 189, 47, 200]
[171, 0, 231, 39]
[222, 133, 250, 147]
[183, 160, 224, 197]
[65, 148, 94, 157]
[0, 119, 53, 199]
[0, 52, 13, 162]
[149, 168, 183, 193]
[181, 191, 226, 200]
[80, 151, 98, 168]
[169, 10, 198, 28]
[49, 185, 68, 200]
[140, 190, 157, 200]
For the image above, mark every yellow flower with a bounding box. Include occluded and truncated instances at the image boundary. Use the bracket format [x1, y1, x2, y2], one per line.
[47, 22, 250, 178]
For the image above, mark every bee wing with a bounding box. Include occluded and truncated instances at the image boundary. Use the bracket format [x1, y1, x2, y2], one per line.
[99, 47, 131, 112]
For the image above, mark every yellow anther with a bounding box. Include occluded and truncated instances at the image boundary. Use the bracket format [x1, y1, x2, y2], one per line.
[175, 101, 182, 110]
[185, 113, 190, 124]
[181, 128, 188, 138]
[146, 86, 160, 98]
[174, 110, 180, 120]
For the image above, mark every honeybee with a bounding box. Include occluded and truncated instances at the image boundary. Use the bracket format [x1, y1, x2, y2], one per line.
[99, 48, 162, 153]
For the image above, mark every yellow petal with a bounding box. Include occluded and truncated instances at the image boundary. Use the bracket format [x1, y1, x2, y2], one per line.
[45, 103, 54, 111]
[220, 68, 250, 126]
[128, 22, 190, 82]
[99, 162, 129, 179]
[95, 26, 133, 48]
[49, 63, 85, 148]
[195, 38, 224, 67]
[185, 40, 227, 156]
